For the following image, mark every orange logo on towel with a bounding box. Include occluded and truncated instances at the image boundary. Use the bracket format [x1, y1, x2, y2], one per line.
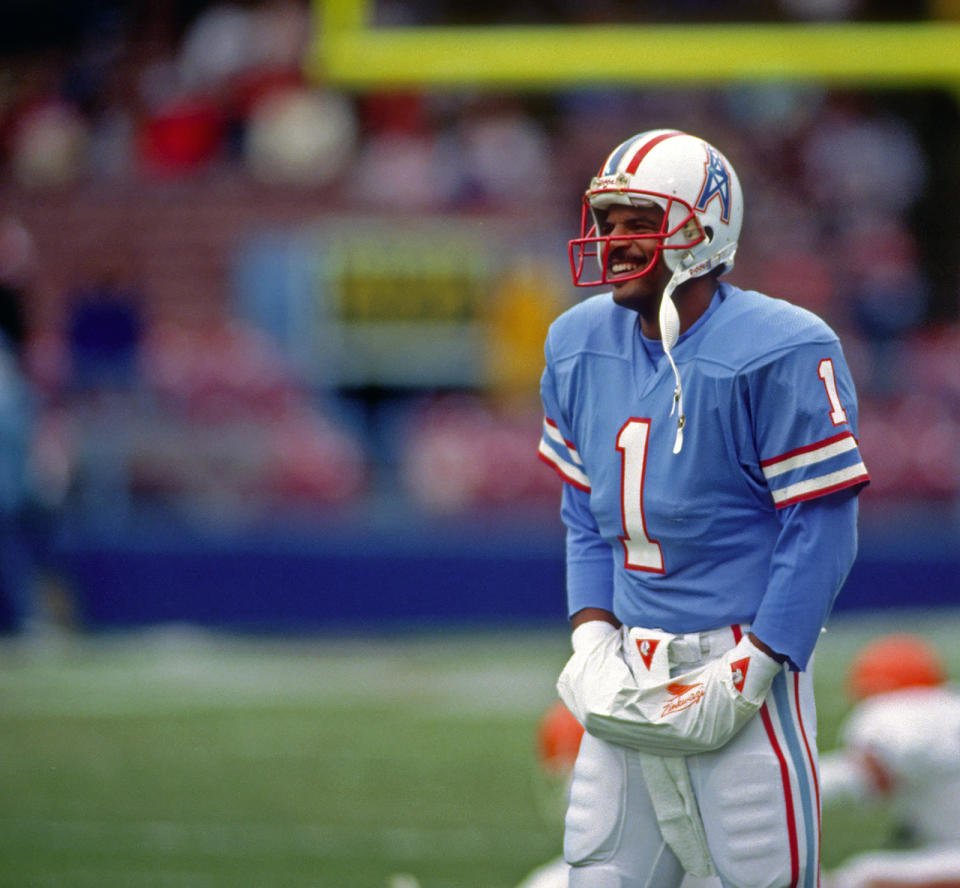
[635, 638, 660, 670]
[661, 682, 705, 718]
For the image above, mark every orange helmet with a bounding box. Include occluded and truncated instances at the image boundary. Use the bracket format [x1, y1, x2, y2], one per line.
[537, 700, 584, 775]
[848, 634, 947, 701]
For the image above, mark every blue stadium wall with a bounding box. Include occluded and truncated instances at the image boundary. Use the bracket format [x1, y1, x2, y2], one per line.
[54, 517, 960, 631]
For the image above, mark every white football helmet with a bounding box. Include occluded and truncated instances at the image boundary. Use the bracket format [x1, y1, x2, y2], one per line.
[568, 131, 744, 454]
[569, 129, 744, 288]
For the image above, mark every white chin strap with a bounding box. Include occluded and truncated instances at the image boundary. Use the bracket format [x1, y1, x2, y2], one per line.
[659, 265, 691, 455]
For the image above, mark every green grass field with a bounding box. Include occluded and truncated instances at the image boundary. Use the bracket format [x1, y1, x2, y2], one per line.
[1, 608, 957, 888]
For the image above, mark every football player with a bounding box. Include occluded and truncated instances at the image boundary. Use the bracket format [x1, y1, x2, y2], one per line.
[820, 634, 960, 888]
[537, 130, 870, 887]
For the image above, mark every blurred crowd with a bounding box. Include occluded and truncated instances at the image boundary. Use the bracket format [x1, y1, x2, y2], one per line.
[0, 0, 959, 576]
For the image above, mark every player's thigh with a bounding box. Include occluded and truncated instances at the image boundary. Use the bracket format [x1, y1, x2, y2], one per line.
[690, 671, 820, 888]
[564, 732, 685, 888]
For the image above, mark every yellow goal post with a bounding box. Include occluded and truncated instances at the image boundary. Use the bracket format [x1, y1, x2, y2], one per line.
[308, 0, 960, 89]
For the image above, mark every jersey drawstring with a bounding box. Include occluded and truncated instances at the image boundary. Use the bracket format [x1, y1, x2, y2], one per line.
[659, 242, 737, 455]
[659, 267, 686, 454]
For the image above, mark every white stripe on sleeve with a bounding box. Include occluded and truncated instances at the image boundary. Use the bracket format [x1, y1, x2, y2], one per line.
[762, 435, 858, 480]
[543, 419, 584, 466]
[770, 462, 869, 506]
[538, 438, 591, 490]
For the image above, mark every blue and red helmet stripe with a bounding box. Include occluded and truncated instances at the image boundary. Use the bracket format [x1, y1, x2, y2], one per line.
[599, 130, 684, 177]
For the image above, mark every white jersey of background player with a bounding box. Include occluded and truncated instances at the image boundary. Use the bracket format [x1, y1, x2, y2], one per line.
[537, 130, 869, 888]
[820, 634, 960, 888]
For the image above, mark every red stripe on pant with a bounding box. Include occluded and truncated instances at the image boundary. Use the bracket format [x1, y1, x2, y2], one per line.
[731, 624, 801, 888]
[760, 703, 800, 888]
[793, 671, 821, 888]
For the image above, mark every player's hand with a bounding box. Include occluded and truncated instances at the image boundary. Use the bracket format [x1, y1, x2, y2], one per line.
[557, 629, 783, 755]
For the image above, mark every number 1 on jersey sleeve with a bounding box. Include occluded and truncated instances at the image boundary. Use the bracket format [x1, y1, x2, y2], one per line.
[818, 358, 848, 426]
[616, 419, 665, 573]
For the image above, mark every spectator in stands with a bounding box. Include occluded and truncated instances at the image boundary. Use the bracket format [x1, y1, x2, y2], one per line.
[66, 254, 144, 391]
[0, 218, 40, 635]
[0, 216, 33, 359]
[842, 220, 928, 396]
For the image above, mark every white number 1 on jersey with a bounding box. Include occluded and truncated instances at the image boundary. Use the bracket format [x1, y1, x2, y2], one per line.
[818, 358, 848, 426]
[616, 419, 665, 573]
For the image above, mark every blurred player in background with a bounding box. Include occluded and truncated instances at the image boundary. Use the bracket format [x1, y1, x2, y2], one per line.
[537, 129, 870, 887]
[820, 634, 960, 888]
[516, 701, 583, 888]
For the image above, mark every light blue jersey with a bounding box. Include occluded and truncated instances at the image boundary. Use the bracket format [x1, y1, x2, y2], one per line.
[539, 282, 869, 670]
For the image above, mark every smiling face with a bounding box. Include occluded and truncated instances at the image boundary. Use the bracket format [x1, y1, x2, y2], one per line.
[595, 203, 673, 314]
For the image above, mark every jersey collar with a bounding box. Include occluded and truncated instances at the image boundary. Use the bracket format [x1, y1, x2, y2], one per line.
[640, 285, 724, 365]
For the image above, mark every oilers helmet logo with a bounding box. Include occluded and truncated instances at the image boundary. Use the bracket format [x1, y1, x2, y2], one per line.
[694, 145, 732, 224]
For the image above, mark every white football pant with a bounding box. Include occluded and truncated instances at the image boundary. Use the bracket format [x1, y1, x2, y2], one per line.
[564, 626, 820, 888]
